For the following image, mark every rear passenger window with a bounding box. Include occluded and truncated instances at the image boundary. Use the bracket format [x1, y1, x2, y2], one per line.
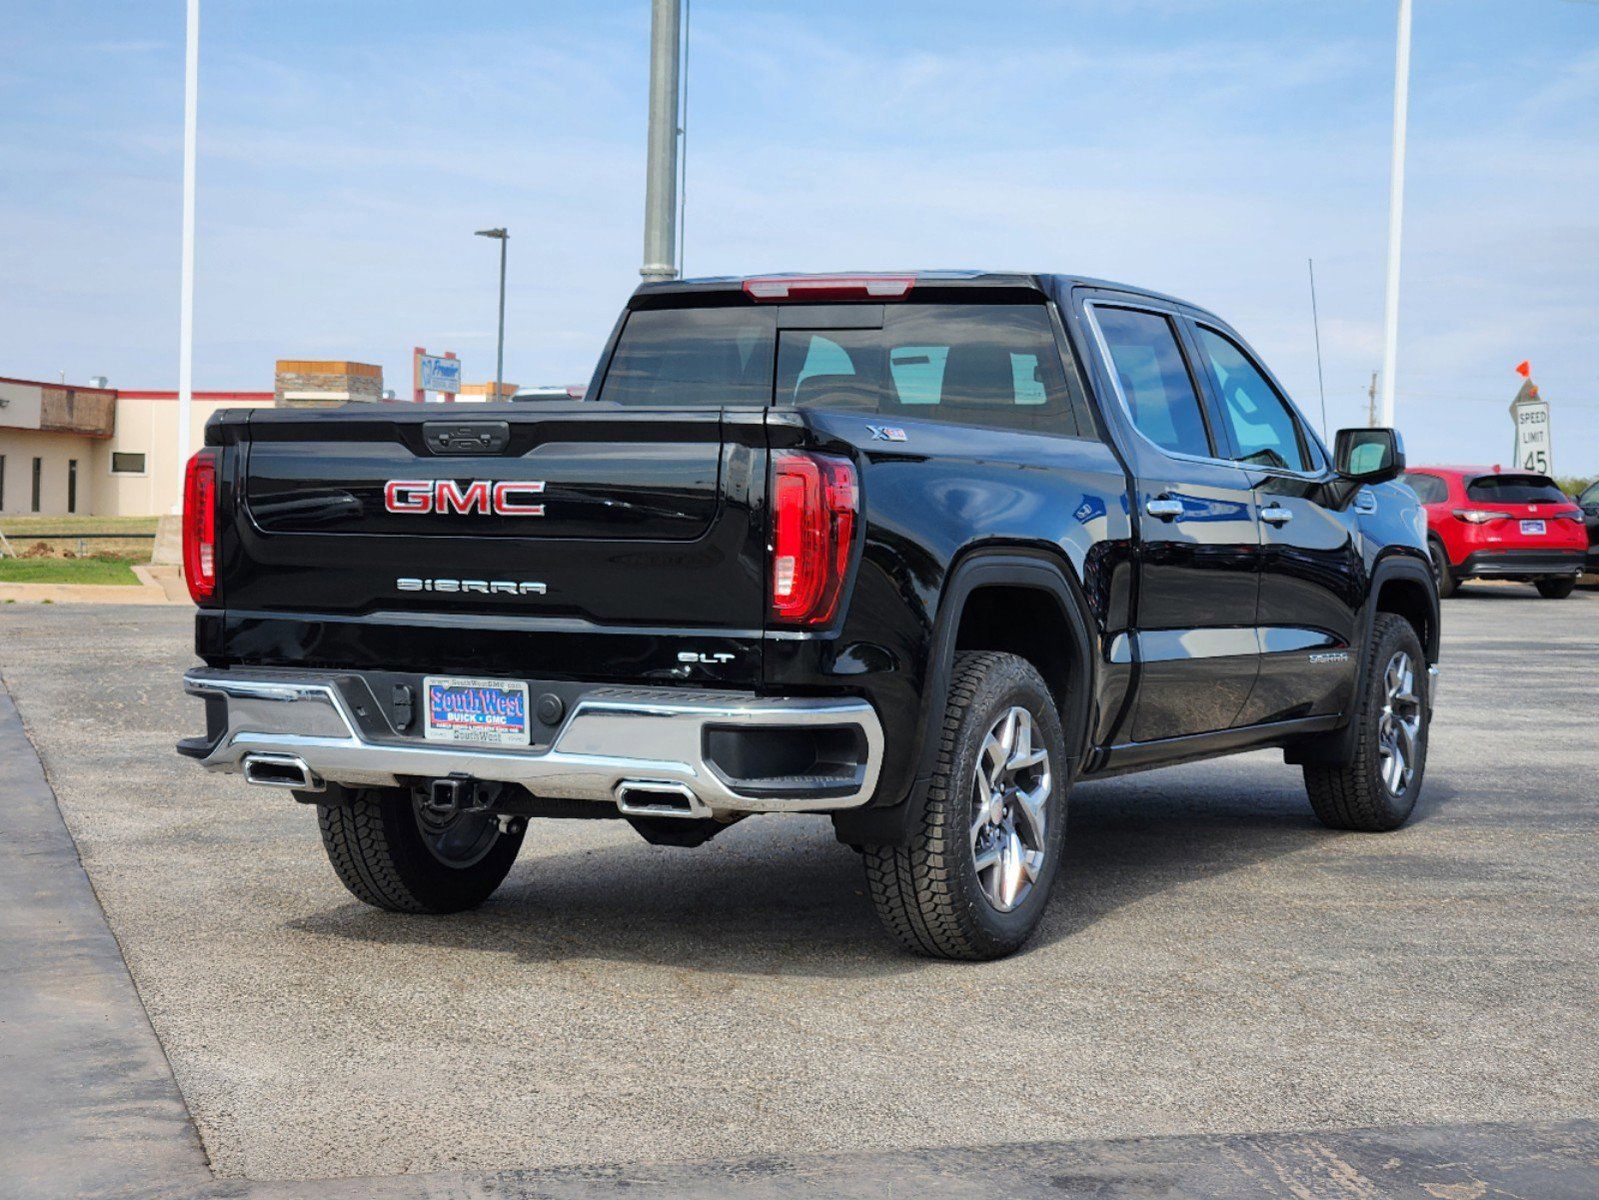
[775, 304, 1082, 436]
[1401, 473, 1447, 504]
[1091, 307, 1212, 458]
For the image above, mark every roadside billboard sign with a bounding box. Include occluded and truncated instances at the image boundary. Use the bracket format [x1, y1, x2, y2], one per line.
[419, 354, 461, 395]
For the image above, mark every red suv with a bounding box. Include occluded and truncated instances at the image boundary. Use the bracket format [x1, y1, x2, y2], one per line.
[1400, 467, 1586, 598]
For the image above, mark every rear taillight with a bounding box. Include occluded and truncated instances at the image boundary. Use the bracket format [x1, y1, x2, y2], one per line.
[1452, 508, 1511, 524]
[183, 449, 219, 603]
[769, 451, 858, 626]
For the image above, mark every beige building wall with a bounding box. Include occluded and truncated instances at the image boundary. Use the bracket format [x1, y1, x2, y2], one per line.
[0, 386, 272, 518]
[0, 378, 45, 428]
[88, 395, 274, 517]
[0, 427, 97, 517]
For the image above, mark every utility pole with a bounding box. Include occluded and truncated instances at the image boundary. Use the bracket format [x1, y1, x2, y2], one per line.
[641, 0, 681, 282]
[1378, 0, 1413, 427]
[475, 228, 509, 398]
[1367, 371, 1380, 427]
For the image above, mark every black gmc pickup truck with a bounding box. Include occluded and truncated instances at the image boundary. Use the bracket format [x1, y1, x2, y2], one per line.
[178, 271, 1439, 959]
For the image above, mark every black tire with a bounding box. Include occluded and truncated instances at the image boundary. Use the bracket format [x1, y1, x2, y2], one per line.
[1303, 613, 1429, 832]
[862, 651, 1069, 961]
[316, 787, 524, 913]
[1430, 540, 1458, 598]
[1535, 577, 1576, 599]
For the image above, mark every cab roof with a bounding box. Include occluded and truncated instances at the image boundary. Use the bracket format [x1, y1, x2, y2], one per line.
[630, 270, 1215, 320]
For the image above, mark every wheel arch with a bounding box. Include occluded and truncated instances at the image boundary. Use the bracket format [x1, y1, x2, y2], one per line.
[1286, 551, 1438, 769]
[833, 545, 1095, 847]
[1371, 553, 1440, 664]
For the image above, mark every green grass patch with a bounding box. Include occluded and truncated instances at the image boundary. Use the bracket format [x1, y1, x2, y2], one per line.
[0, 515, 160, 536]
[0, 555, 143, 586]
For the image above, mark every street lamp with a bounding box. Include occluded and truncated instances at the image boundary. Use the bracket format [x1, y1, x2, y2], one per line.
[475, 227, 509, 401]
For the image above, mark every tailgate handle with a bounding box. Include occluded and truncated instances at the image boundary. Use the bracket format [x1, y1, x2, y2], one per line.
[423, 421, 511, 455]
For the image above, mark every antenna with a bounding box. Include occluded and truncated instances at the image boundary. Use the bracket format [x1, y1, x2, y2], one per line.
[1307, 258, 1329, 440]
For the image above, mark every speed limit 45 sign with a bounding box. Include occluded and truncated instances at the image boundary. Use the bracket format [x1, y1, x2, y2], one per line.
[1510, 364, 1552, 475]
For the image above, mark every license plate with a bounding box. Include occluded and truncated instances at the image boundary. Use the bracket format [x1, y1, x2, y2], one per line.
[1521, 519, 1546, 536]
[422, 676, 530, 746]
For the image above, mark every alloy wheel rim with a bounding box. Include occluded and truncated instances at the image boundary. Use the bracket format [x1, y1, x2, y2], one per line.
[413, 796, 500, 868]
[969, 706, 1052, 913]
[1376, 650, 1423, 797]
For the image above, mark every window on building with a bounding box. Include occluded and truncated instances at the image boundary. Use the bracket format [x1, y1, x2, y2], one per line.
[0, 455, 6, 510]
[32, 457, 43, 512]
[111, 451, 147, 475]
[68, 459, 78, 514]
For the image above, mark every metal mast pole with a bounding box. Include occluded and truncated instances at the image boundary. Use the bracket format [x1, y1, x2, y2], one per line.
[641, 0, 681, 282]
[177, 0, 200, 488]
[495, 233, 507, 400]
[1378, 0, 1412, 427]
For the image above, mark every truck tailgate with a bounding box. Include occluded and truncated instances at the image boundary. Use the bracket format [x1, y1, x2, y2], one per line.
[215, 405, 767, 683]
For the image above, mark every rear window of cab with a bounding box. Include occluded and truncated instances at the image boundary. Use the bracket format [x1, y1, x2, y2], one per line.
[595, 303, 1089, 436]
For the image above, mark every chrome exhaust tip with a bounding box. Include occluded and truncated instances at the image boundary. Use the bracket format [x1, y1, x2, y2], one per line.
[241, 753, 323, 792]
[615, 781, 710, 820]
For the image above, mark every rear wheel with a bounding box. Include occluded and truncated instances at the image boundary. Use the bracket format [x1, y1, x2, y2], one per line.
[317, 787, 525, 913]
[1429, 540, 1457, 598]
[1303, 613, 1429, 832]
[862, 651, 1068, 961]
[1535, 577, 1576, 599]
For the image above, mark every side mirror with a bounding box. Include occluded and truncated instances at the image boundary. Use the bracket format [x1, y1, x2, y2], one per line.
[1334, 427, 1405, 484]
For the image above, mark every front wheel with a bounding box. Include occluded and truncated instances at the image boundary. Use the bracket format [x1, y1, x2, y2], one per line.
[862, 651, 1068, 961]
[1535, 577, 1576, 599]
[1303, 613, 1430, 832]
[317, 787, 525, 913]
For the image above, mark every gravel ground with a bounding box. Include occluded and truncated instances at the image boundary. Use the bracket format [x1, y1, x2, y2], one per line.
[2, 585, 1596, 1182]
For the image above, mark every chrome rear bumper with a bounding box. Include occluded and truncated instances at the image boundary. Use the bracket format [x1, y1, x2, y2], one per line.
[181, 668, 883, 819]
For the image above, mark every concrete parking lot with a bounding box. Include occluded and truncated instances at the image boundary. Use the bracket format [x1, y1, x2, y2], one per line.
[4, 585, 1598, 1197]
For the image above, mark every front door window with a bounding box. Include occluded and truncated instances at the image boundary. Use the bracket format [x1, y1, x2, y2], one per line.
[1194, 327, 1309, 473]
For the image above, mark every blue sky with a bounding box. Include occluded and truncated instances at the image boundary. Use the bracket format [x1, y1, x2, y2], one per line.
[4, 0, 1597, 472]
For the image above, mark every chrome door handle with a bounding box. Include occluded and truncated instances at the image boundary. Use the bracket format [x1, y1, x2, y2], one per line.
[1260, 505, 1293, 525]
[1145, 497, 1185, 521]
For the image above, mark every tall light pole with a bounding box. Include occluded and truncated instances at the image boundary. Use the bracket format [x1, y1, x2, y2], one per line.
[475, 228, 508, 399]
[641, 0, 681, 282]
[1379, 0, 1413, 427]
[177, 0, 200, 494]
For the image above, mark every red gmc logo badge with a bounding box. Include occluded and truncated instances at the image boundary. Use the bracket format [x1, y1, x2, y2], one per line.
[383, 479, 546, 516]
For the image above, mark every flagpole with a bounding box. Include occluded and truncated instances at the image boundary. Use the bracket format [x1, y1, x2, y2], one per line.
[177, 0, 199, 498]
[1378, 0, 1412, 427]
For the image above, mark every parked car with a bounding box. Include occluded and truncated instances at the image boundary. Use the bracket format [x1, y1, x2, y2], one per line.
[177, 271, 1439, 960]
[1579, 480, 1599, 579]
[1399, 466, 1586, 598]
